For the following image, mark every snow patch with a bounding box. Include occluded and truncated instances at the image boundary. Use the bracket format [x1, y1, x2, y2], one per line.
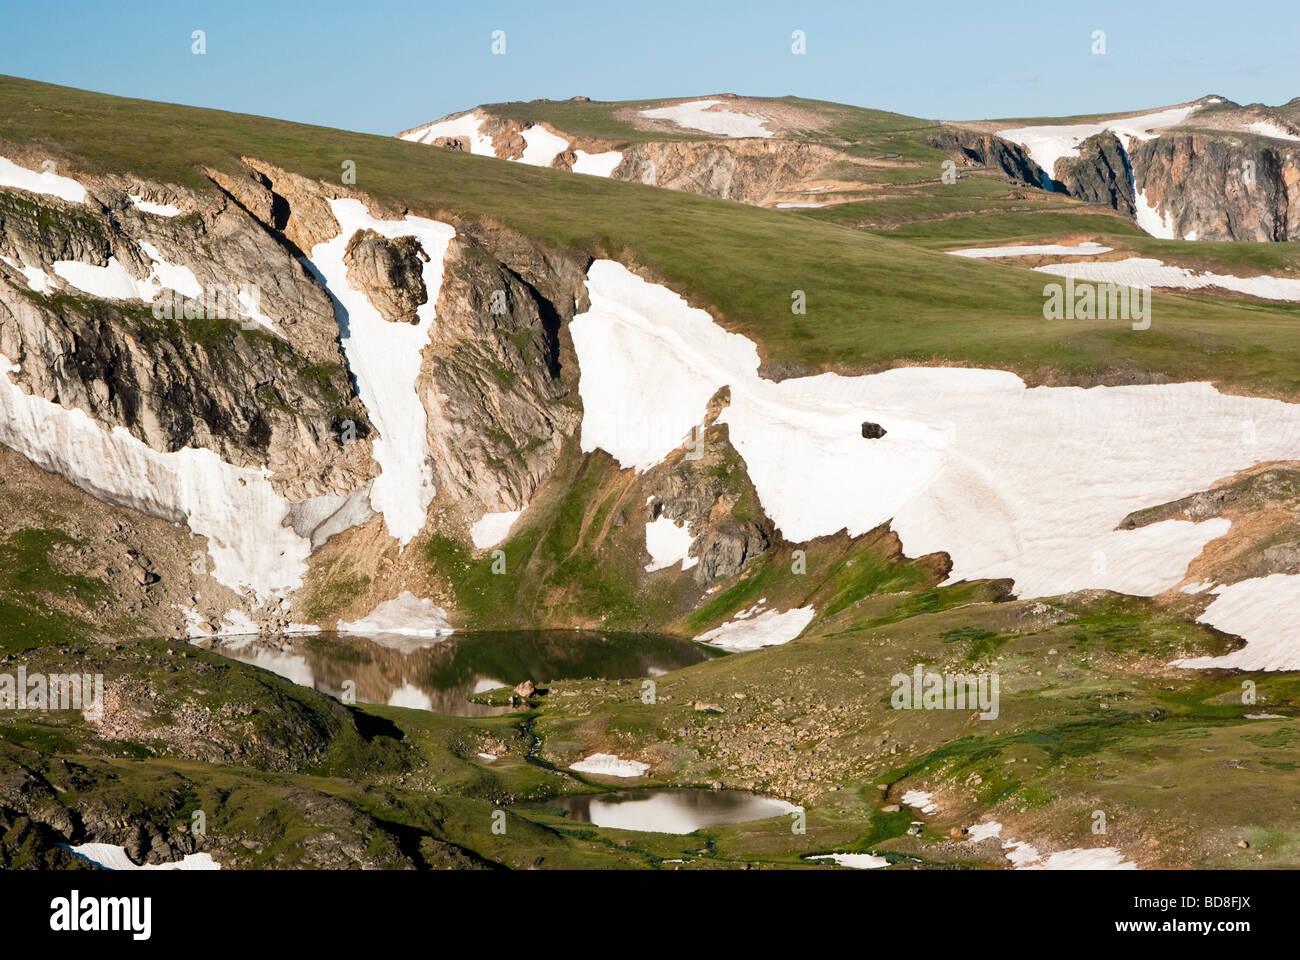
[1176, 575, 1300, 670]
[639, 99, 774, 139]
[337, 591, 454, 638]
[66, 843, 220, 871]
[0, 155, 87, 203]
[399, 111, 496, 155]
[1247, 121, 1300, 142]
[0, 356, 309, 599]
[1134, 188, 1178, 239]
[569, 753, 650, 777]
[305, 198, 455, 544]
[807, 852, 889, 868]
[53, 242, 204, 303]
[695, 606, 816, 651]
[572, 150, 623, 177]
[644, 514, 697, 572]
[52, 257, 147, 300]
[516, 125, 569, 167]
[901, 790, 938, 815]
[1036, 257, 1300, 301]
[128, 194, 182, 216]
[1018, 847, 1137, 870]
[572, 260, 1300, 599]
[950, 241, 1113, 258]
[470, 509, 522, 549]
[0, 254, 49, 293]
[176, 604, 248, 639]
[967, 821, 1003, 842]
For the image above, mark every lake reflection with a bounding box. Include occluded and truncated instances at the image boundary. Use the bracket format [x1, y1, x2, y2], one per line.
[541, 789, 800, 834]
[195, 630, 714, 717]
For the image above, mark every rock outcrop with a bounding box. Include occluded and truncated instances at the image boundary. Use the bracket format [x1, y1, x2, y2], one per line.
[419, 233, 582, 512]
[605, 138, 850, 204]
[923, 130, 1050, 189]
[343, 229, 428, 324]
[0, 178, 373, 501]
[642, 392, 774, 585]
[1130, 134, 1300, 241]
[1056, 131, 1136, 216]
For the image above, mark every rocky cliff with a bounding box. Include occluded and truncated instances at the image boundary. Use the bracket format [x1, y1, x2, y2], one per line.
[922, 130, 1050, 189]
[1130, 133, 1300, 241]
[605, 139, 850, 205]
[0, 141, 776, 638]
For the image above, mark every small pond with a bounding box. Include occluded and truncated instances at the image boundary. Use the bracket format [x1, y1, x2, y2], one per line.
[535, 788, 800, 834]
[196, 629, 715, 716]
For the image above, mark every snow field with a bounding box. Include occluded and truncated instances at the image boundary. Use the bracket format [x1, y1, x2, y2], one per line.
[305, 198, 455, 545]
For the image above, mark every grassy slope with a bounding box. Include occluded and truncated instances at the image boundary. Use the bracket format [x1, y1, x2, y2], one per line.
[3, 75, 1299, 397]
[477, 94, 929, 146]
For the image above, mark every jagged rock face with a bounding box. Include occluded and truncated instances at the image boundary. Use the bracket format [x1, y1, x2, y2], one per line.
[1130, 134, 1300, 241]
[343, 229, 428, 324]
[642, 400, 774, 585]
[0, 181, 373, 500]
[207, 158, 342, 255]
[609, 139, 848, 204]
[923, 130, 1049, 188]
[1056, 131, 1136, 215]
[419, 235, 582, 511]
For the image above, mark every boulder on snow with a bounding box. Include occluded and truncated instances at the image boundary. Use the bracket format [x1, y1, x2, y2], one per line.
[342, 229, 428, 324]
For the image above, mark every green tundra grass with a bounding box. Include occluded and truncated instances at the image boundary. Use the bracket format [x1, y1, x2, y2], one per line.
[3, 75, 1299, 397]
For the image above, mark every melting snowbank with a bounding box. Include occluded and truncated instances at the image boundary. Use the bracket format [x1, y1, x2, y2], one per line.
[572, 149, 623, 177]
[51, 241, 208, 306]
[644, 514, 697, 572]
[399, 111, 497, 154]
[901, 790, 938, 814]
[306, 198, 455, 545]
[1176, 574, 1300, 670]
[639, 100, 774, 138]
[1015, 846, 1136, 870]
[571, 260, 1300, 599]
[0, 155, 88, 203]
[0, 253, 49, 293]
[807, 852, 889, 868]
[1247, 121, 1300, 142]
[66, 843, 220, 871]
[469, 509, 522, 548]
[175, 605, 259, 638]
[1134, 189, 1178, 239]
[966, 821, 1003, 842]
[950, 241, 1113, 258]
[1036, 257, 1300, 301]
[398, 113, 623, 176]
[695, 606, 816, 650]
[128, 194, 182, 216]
[518, 125, 569, 166]
[337, 591, 454, 637]
[967, 822, 1135, 868]
[570, 753, 650, 777]
[0, 355, 309, 598]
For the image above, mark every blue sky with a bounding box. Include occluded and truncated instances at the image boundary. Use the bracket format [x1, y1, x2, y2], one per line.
[2, 0, 1296, 135]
